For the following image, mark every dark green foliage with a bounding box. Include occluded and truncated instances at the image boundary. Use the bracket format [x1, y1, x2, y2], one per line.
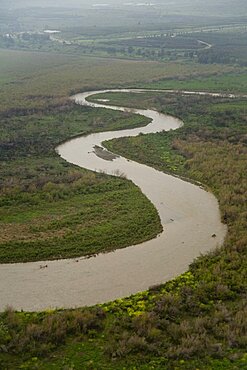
[0, 104, 150, 160]
[0, 175, 161, 262]
[105, 131, 185, 174]
[195, 31, 247, 66]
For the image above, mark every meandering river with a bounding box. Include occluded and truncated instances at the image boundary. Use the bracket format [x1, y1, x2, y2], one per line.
[0, 89, 227, 311]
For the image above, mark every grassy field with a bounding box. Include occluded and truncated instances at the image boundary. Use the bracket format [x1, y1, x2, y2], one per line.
[0, 48, 238, 112]
[0, 99, 165, 263]
[0, 91, 246, 369]
[3, 27, 247, 66]
[137, 71, 247, 93]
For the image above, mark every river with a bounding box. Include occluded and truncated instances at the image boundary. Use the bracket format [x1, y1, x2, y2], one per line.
[0, 89, 227, 311]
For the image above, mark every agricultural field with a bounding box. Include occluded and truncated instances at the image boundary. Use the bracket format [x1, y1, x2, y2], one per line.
[1, 0, 247, 64]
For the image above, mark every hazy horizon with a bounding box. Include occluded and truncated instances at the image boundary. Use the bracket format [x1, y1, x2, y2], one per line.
[1, 0, 247, 17]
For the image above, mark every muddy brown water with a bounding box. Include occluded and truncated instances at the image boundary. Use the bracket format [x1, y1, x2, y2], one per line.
[0, 89, 227, 311]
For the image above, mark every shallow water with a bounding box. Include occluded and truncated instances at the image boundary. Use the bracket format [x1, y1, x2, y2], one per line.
[0, 89, 227, 311]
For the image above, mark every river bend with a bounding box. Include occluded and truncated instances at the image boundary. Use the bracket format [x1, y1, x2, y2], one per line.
[0, 89, 227, 311]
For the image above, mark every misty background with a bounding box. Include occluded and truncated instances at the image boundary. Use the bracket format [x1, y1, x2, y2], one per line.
[1, 0, 247, 16]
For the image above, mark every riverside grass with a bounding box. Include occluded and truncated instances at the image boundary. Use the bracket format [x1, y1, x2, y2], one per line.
[0, 91, 246, 369]
[0, 101, 163, 263]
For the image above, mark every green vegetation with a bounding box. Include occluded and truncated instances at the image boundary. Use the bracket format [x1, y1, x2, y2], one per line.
[3, 27, 247, 66]
[0, 164, 161, 262]
[195, 31, 247, 66]
[1, 90, 246, 368]
[0, 100, 163, 263]
[137, 70, 247, 93]
[1, 48, 232, 113]
[0, 103, 151, 159]
[105, 130, 185, 175]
